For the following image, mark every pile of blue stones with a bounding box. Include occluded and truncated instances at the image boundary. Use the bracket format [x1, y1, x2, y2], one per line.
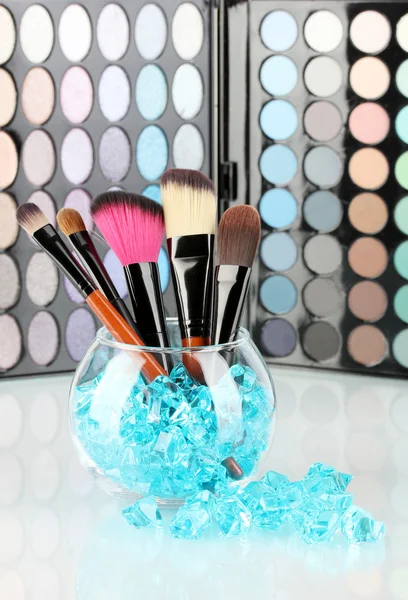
[122, 463, 385, 544]
[73, 361, 274, 498]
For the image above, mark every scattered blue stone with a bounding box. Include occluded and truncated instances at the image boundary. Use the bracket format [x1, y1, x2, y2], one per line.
[241, 481, 287, 530]
[262, 470, 290, 491]
[169, 504, 211, 540]
[342, 506, 385, 544]
[307, 462, 353, 492]
[210, 493, 252, 536]
[301, 510, 342, 545]
[122, 496, 163, 529]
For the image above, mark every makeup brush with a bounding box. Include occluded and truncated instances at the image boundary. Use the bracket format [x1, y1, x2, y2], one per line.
[213, 205, 261, 344]
[57, 208, 136, 331]
[161, 169, 217, 348]
[17, 203, 165, 381]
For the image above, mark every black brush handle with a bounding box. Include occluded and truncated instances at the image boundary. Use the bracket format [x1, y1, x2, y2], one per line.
[213, 265, 251, 344]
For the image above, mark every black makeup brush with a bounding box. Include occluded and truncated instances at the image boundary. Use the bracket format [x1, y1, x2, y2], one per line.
[161, 169, 217, 349]
[226, 0, 247, 5]
[57, 208, 136, 331]
[213, 205, 261, 344]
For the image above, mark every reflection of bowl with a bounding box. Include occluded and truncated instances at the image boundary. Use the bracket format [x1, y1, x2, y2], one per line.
[69, 320, 276, 506]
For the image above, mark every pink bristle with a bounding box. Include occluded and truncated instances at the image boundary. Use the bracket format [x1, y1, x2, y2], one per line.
[91, 193, 164, 266]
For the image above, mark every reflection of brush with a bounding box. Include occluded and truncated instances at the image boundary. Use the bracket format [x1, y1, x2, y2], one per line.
[213, 205, 261, 344]
[57, 208, 136, 332]
[161, 169, 216, 348]
[17, 204, 165, 381]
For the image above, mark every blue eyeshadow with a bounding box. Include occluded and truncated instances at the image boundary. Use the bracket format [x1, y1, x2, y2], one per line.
[142, 184, 161, 204]
[260, 145, 297, 185]
[260, 100, 298, 141]
[260, 275, 297, 314]
[158, 247, 170, 293]
[260, 232, 298, 271]
[259, 188, 297, 229]
[136, 125, 168, 181]
[260, 10, 298, 52]
[260, 55, 298, 97]
[135, 64, 167, 121]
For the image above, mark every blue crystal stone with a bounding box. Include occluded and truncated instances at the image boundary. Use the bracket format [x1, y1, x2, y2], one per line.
[183, 407, 217, 447]
[142, 376, 190, 427]
[241, 481, 288, 530]
[230, 364, 257, 392]
[153, 427, 190, 468]
[74, 390, 93, 418]
[170, 362, 199, 392]
[169, 504, 211, 540]
[210, 493, 252, 536]
[191, 449, 220, 484]
[307, 462, 353, 492]
[185, 489, 212, 507]
[189, 386, 213, 411]
[341, 506, 385, 544]
[122, 496, 163, 529]
[301, 510, 342, 545]
[261, 470, 290, 492]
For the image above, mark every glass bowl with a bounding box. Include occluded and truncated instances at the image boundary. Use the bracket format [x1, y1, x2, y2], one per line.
[69, 319, 276, 507]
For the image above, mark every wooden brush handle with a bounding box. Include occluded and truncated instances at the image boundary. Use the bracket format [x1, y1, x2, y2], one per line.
[181, 336, 211, 382]
[86, 290, 166, 381]
[182, 336, 211, 348]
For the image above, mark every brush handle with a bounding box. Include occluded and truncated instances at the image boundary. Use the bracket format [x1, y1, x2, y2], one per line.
[213, 265, 251, 344]
[86, 289, 166, 381]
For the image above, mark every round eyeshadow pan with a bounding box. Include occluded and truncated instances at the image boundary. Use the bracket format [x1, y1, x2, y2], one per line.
[394, 241, 408, 280]
[260, 318, 297, 357]
[26, 252, 58, 307]
[97, 3, 129, 62]
[0, 6, 16, 65]
[395, 197, 408, 235]
[136, 125, 168, 182]
[348, 237, 388, 279]
[349, 57, 390, 100]
[396, 107, 408, 144]
[304, 57, 342, 98]
[0, 314, 21, 371]
[260, 145, 297, 186]
[173, 124, 204, 171]
[394, 286, 408, 324]
[260, 55, 298, 97]
[393, 329, 408, 368]
[103, 249, 128, 299]
[98, 65, 130, 123]
[172, 64, 203, 120]
[349, 148, 389, 190]
[136, 64, 167, 121]
[259, 188, 297, 229]
[260, 11, 298, 52]
[0, 254, 20, 310]
[348, 193, 388, 234]
[158, 247, 170, 293]
[61, 128, 93, 185]
[60, 66, 93, 125]
[0, 131, 18, 190]
[348, 325, 387, 367]
[397, 14, 408, 52]
[99, 126, 131, 183]
[260, 100, 298, 141]
[21, 67, 55, 126]
[66, 308, 96, 362]
[20, 4, 54, 64]
[304, 234, 342, 275]
[0, 192, 18, 250]
[172, 3, 204, 61]
[142, 184, 161, 204]
[303, 278, 343, 318]
[260, 232, 297, 272]
[350, 11, 391, 54]
[348, 281, 388, 322]
[304, 146, 343, 188]
[28, 190, 56, 228]
[303, 191, 343, 233]
[0, 69, 16, 126]
[395, 152, 408, 191]
[260, 275, 297, 315]
[349, 103, 390, 145]
[59, 4, 92, 63]
[64, 276, 85, 304]
[396, 60, 408, 98]
[64, 189, 93, 232]
[303, 322, 340, 362]
[135, 4, 167, 60]
[304, 101, 342, 142]
[28, 311, 59, 366]
[22, 130, 55, 187]
[304, 10, 343, 53]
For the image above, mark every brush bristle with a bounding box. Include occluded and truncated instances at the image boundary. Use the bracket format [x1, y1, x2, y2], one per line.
[226, 0, 247, 6]
[217, 205, 261, 268]
[91, 192, 164, 265]
[57, 208, 86, 236]
[161, 169, 216, 238]
[16, 203, 48, 236]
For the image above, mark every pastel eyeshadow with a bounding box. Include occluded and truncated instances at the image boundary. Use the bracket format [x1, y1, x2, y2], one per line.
[396, 152, 408, 190]
[304, 10, 344, 53]
[0, 69, 16, 126]
[393, 329, 408, 368]
[394, 241, 408, 280]
[64, 189, 93, 232]
[395, 197, 408, 235]
[394, 286, 408, 324]
[135, 4, 167, 60]
[259, 188, 297, 229]
[0, 314, 22, 371]
[348, 237, 388, 279]
[304, 234, 342, 275]
[304, 57, 342, 98]
[260, 55, 298, 97]
[21, 67, 55, 126]
[260, 100, 298, 141]
[58, 4, 92, 63]
[303, 191, 343, 233]
[396, 60, 408, 98]
[260, 275, 297, 315]
[61, 128, 93, 185]
[99, 65, 130, 123]
[136, 125, 168, 181]
[26, 252, 59, 307]
[99, 127, 131, 183]
[97, 3, 129, 62]
[348, 281, 388, 322]
[0, 131, 18, 189]
[64, 275, 85, 304]
[158, 247, 170, 293]
[28, 311, 59, 366]
[0, 193, 18, 250]
[172, 64, 203, 120]
[396, 106, 408, 144]
[304, 101, 342, 142]
[0, 254, 20, 310]
[260, 318, 297, 357]
[136, 64, 167, 121]
[60, 66, 93, 125]
[350, 57, 390, 100]
[349, 103, 390, 145]
[20, 4, 54, 64]
[349, 148, 389, 190]
[27, 190, 56, 228]
[397, 14, 408, 52]
[261, 232, 297, 272]
[348, 325, 387, 367]
[260, 10, 298, 52]
[0, 5, 16, 65]
[103, 249, 128, 299]
[173, 124, 204, 170]
[260, 144, 297, 186]
[303, 278, 343, 318]
[350, 11, 392, 54]
[142, 184, 161, 204]
[348, 193, 388, 234]
[304, 146, 343, 188]
[22, 130, 55, 187]
[303, 322, 340, 362]
[172, 3, 204, 61]
[65, 308, 96, 362]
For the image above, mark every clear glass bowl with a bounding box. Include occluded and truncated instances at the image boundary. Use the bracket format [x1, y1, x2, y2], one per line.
[69, 319, 276, 507]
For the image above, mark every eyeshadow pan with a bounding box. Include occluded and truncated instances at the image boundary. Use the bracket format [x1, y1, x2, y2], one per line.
[260, 10, 298, 52]
[394, 241, 408, 280]
[304, 234, 342, 275]
[348, 237, 388, 279]
[303, 322, 340, 362]
[348, 193, 388, 234]
[136, 125, 168, 182]
[28, 190, 56, 228]
[0, 315, 21, 371]
[304, 11, 343, 53]
[261, 232, 297, 272]
[260, 145, 297, 186]
[260, 275, 297, 315]
[0, 255, 20, 310]
[304, 101, 342, 142]
[172, 3, 204, 61]
[64, 276, 84, 304]
[348, 281, 388, 322]
[395, 152, 408, 190]
[303, 278, 343, 318]
[97, 3, 129, 62]
[136, 65, 167, 121]
[259, 188, 297, 230]
[28, 311, 59, 366]
[396, 106, 408, 144]
[349, 148, 389, 190]
[260, 318, 297, 357]
[395, 197, 408, 235]
[26, 252, 58, 307]
[0, 131, 18, 190]
[304, 57, 342, 98]
[348, 325, 386, 367]
[349, 103, 390, 145]
[397, 14, 408, 52]
[21, 67, 54, 126]
[0, 6, 15, 65]
[304, 147, 343, 188]
[22, 130, 55, 187]
[60, 66, 93, 125]
[172, 64, 203, 120]
[260, 100, 298, 141]
[260, 55, 297, 97]
[0, 193, 18, 250]
[103, 249, 127, 299]
[393, 329, 408, 368]
[66, 308, 96, 362]
[59, 4, 92, 63]
[64, 189, 93, 232]
[143, 185, 161, 205]
[394, 286, 408, 324]
[99, 127, 131, 183]
[350, 57, 390, 100]
[135, 4, 167, 60]
[396, 60, 408, 98]
[20, 4, 54, 64]
[0, 69, 16, 126]
[173, 124, 204, 170]
[303, 191, 343, 233]
[350, 11, 391, 54]
[61, 128, 93, 185]
[99, 65, 130, 123]
[158, 247, 170, 293]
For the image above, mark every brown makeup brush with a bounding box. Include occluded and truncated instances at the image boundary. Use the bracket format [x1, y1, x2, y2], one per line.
[17, 203, 165, 381]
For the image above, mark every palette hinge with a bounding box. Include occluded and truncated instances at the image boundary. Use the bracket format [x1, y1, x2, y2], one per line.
[219, 162, 238, 201]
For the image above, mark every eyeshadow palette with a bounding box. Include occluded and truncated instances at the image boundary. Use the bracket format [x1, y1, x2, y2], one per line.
[0, 0, 212, 378]
[244, 0, 408, 377]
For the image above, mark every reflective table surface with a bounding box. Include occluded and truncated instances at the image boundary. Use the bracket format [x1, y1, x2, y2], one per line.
[0, 365, 406, 600]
